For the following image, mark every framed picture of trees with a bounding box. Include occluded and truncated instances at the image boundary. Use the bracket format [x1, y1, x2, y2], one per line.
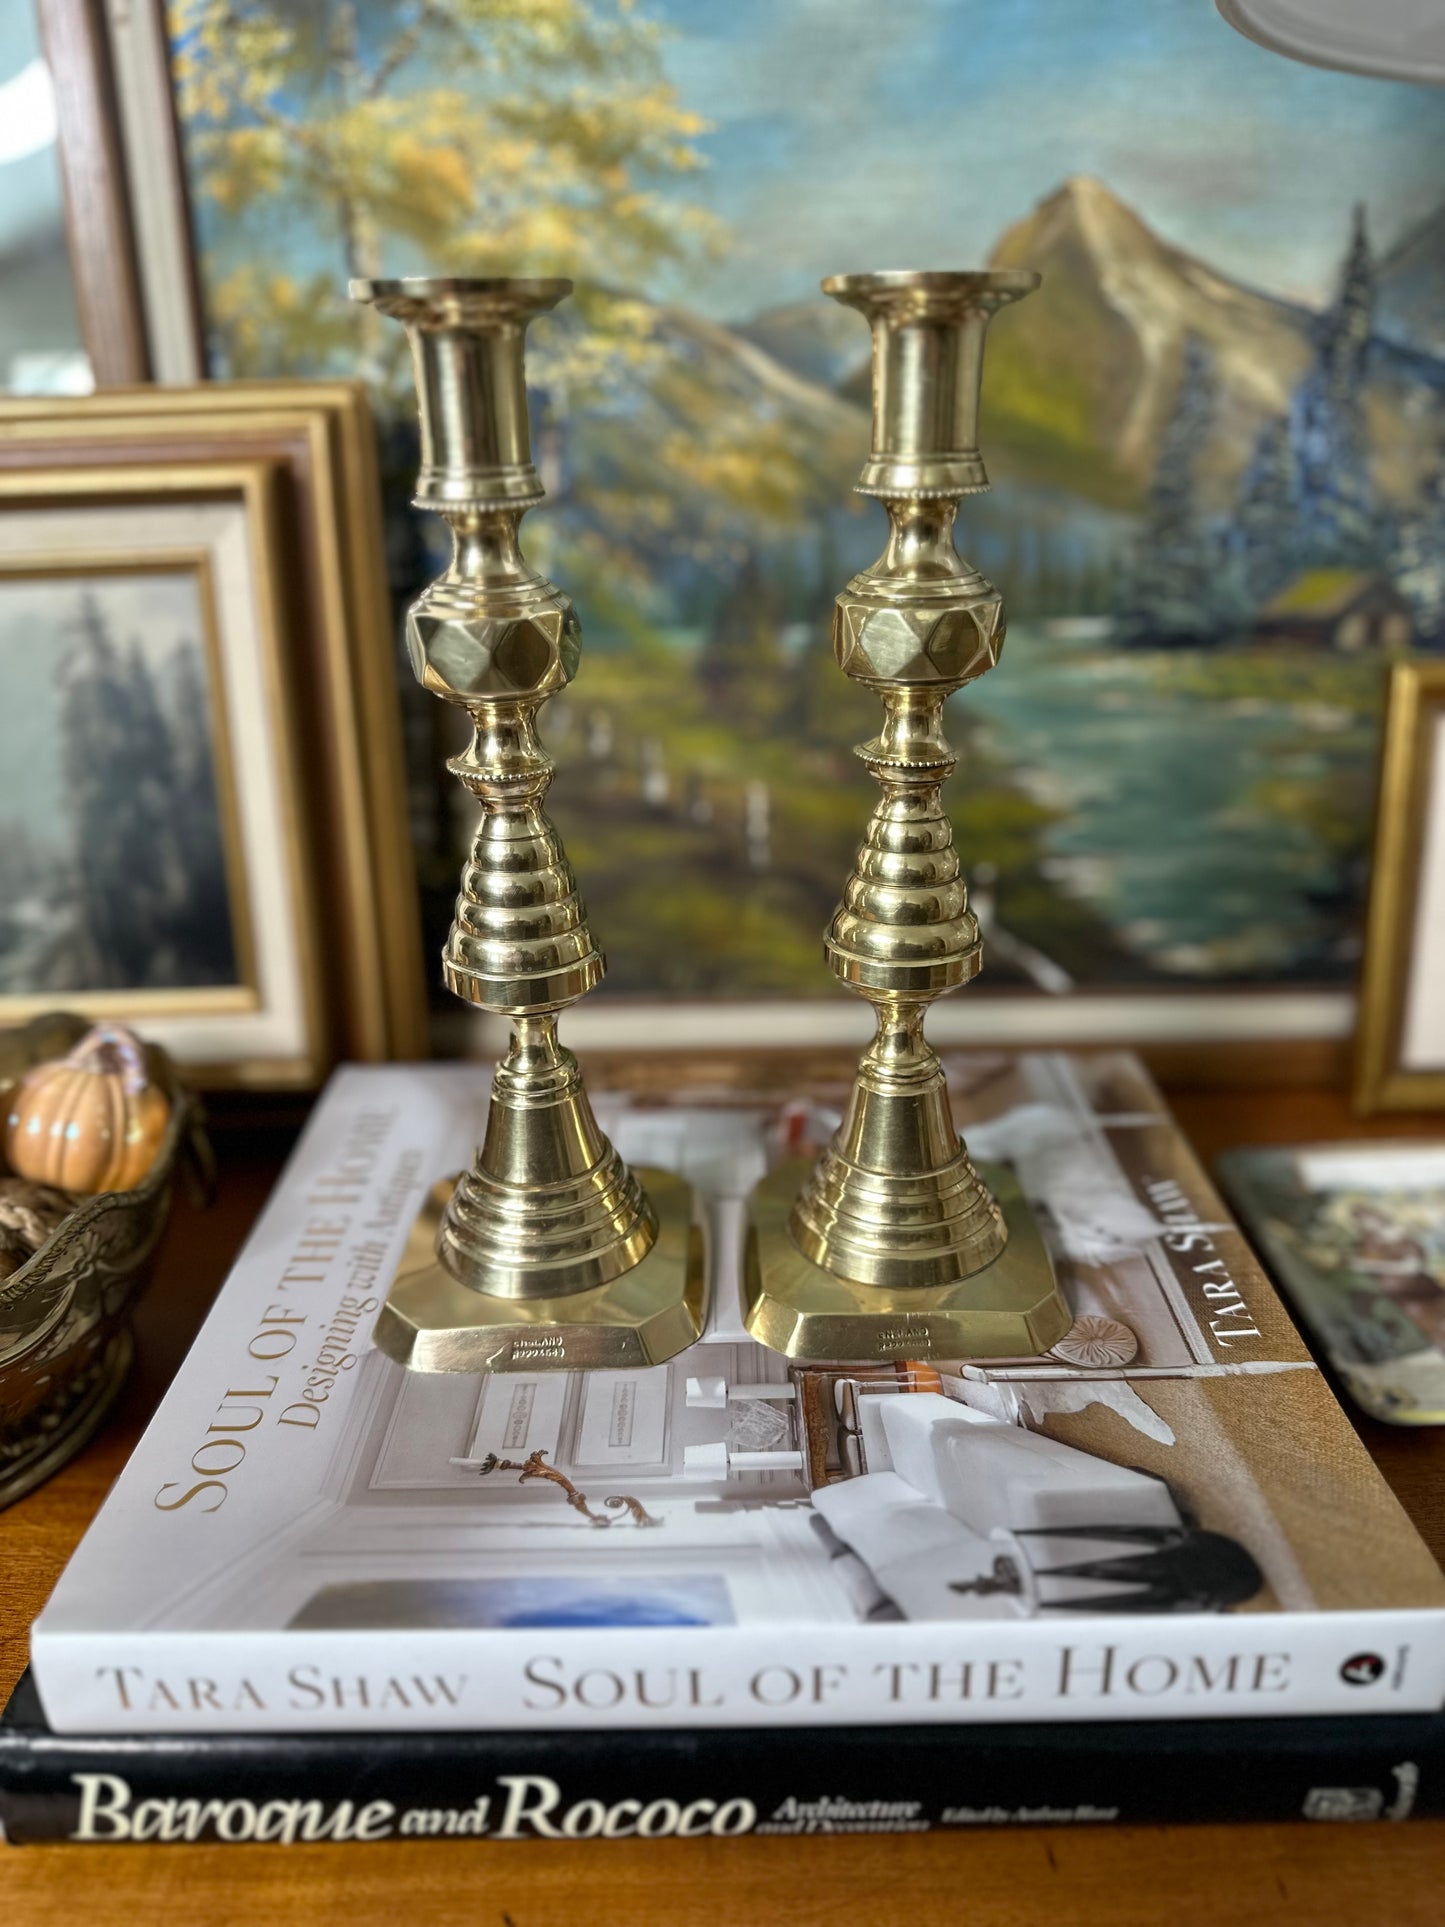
[0, 384, 428, 1081]
[0, 461, 330, 1082]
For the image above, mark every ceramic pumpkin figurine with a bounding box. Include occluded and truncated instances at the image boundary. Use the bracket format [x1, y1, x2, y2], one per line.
[3, 1024, 170, 1194]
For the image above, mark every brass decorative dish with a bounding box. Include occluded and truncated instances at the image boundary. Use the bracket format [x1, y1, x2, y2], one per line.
[0, 1013, 208, 1510]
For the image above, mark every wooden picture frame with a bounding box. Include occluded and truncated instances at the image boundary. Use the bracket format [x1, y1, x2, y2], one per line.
[37, 0, 150, 384]
[1355, 662, 1445, 1113]
[0, 383, 427, 1082]
[36, 0, 204, 386]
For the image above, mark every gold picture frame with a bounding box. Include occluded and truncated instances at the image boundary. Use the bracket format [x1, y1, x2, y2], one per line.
[1355, 661, 1445, 1113]
[0, 383, 427, 1081]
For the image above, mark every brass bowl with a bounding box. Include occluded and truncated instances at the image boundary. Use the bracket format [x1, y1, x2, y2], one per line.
[0, 1013, 209, 1510]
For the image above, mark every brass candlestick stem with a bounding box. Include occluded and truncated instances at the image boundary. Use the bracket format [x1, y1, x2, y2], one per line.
[745, 270, 1071, 1362]
[352, 276, 704, 1372]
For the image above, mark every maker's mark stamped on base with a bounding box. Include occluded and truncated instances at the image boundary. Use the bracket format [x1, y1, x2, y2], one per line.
[877, 1325, 933, 1355]
[509, 1334, 568, 1364]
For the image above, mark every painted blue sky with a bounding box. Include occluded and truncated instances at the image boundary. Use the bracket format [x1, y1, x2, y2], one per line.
[654, 0, 1445, 318]
[173, 0, 1445, 332]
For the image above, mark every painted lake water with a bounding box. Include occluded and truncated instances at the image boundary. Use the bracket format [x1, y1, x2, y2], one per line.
[964, 621, 1382, 982]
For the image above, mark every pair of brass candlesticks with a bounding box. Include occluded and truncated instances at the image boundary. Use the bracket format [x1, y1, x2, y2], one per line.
[355, 268, 1072, 1376]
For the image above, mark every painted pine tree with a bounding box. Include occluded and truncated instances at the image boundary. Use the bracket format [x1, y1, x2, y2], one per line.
[1287, 205, 1385, 571]
[167, 640, 238, 982]
[1229, 414, 1298, 611]
[1115, 334, 1228, 646]
[697, 548, 788, 725]
[58, 597, 177, 987]
[57, 598, 234, 990]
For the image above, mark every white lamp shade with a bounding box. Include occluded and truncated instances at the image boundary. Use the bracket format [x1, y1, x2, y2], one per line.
[1217, 0, 1445, 82]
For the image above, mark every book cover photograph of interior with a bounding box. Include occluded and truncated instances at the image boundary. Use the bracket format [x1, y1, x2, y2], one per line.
[20, 1055, 1445, 1741]
[1, 2, 1444, 1923]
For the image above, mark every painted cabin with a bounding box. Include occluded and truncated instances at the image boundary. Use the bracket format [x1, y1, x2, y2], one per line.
[1252, 570, 1414, 652]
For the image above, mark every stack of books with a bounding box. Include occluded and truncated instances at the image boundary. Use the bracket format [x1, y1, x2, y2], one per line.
[4, 1054, 1442, 1843]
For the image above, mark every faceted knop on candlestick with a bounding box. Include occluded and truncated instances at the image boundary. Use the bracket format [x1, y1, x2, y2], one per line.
[407, 605, 583, 704]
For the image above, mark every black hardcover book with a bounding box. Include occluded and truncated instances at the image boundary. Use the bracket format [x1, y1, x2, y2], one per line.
[2, 1671, 1441, 1843]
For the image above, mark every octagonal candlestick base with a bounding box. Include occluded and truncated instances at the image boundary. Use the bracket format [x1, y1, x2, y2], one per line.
[374, 1175, 706, 1373]
[746, 1160, 1063, 1362]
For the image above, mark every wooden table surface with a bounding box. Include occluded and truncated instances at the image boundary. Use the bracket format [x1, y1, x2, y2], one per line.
[3, 1067, 1444, 1927]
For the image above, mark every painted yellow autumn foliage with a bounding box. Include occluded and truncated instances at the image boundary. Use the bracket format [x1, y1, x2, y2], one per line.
[169, 0, 720, 392]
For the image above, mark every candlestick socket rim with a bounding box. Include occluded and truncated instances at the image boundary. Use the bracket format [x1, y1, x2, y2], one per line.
[349, 275, 573, 323]
[822, 268, 1040, 310]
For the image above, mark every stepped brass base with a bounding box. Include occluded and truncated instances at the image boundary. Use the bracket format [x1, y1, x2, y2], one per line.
[374, 1170, 706, 1373]
[744, 1158, 1069, 1362]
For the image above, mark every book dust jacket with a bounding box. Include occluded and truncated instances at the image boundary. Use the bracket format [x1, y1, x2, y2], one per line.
[29, 1055, 1445, 1734]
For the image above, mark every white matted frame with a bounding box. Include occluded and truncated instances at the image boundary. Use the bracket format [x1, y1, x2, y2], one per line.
[0, 462, 326, 1084]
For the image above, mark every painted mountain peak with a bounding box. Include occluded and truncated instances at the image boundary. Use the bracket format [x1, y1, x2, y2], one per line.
[747, 177, 1443, 523]
[991, 177, 1441, 514]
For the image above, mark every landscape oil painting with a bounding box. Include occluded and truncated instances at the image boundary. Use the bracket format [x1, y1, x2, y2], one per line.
[168, 0, 1445, 1021]
[0, 568, 240, 999]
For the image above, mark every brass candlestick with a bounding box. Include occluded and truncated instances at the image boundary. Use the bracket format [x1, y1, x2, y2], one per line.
[352, 276, 704, 1372]
[745, 270, 1071, 1362]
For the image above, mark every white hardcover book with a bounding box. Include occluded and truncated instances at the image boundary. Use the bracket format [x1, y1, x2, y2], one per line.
[29, 1056, 1445, 1734]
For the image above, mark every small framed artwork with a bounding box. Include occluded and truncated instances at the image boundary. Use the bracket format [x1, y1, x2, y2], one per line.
[0, 387, 423, 1086]
[0, 379, 429, 1071]
[0, 377, 429, 1086]
[1355, 663, 1445, 1113]
[0, 461, 331, 1083]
